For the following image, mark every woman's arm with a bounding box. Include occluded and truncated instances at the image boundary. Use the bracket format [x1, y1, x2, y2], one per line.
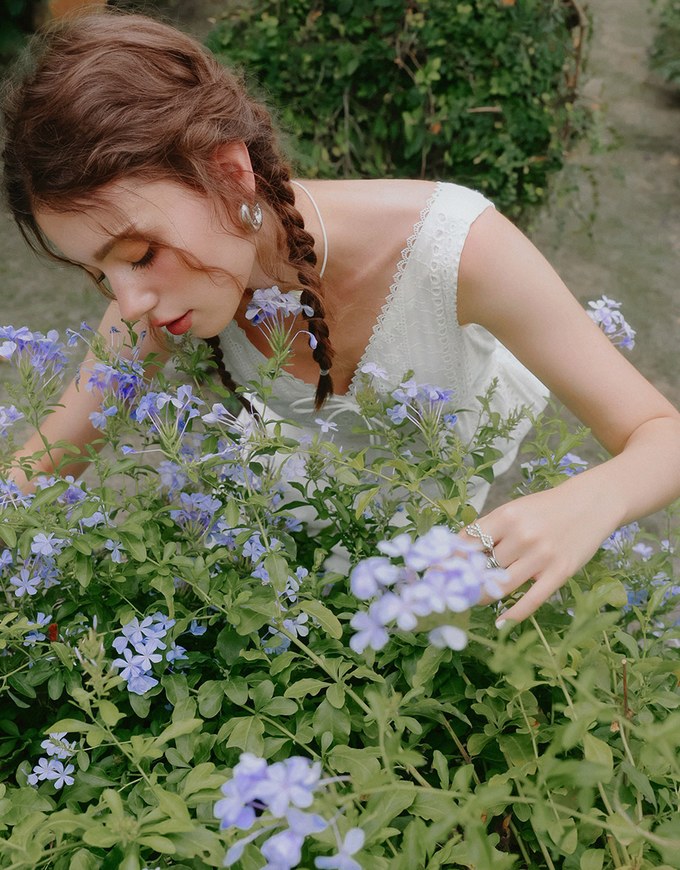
[458, 207, 680, 623]
[12, 302, 170, 488]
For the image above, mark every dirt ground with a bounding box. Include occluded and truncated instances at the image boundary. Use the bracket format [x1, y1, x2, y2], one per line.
[1, 0, 678, 492]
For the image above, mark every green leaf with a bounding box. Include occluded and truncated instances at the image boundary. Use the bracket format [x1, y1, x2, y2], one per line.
[216, 625, 246, 665]
[137, 834, 177, 854]
[0, 524, 17, 548]
[580, 850, 604, 870]
[313, 698, 350, 744]
[261, 696, 298, 717]
[198, 681, 224, 718]
[284, 678, 329, 699]
[264, 553, 289, 594]
[47, 718, 93, 733]
[361, 789, 416, 842]
[30, 479, 70, 509]
[302, 600, 342, 639]
[411, 791, 457, 822]
[225, 716, 265, 754]
[582, 733, 613, 781]
[153, 718, 203, 747]
[98, 700, 124, 727]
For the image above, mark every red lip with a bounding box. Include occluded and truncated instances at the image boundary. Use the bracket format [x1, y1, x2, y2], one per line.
[156, 311, 193, 336]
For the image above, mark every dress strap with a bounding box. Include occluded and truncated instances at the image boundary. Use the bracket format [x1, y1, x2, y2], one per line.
[291, 180, 328, 279]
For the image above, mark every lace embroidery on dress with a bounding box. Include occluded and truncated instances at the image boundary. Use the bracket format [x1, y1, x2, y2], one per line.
[344, 182, 444, 395]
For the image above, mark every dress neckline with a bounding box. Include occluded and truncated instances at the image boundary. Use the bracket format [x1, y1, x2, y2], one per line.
[226, 182, 443, 399]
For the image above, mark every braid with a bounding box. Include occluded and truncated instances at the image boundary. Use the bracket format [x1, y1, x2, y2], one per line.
[204, 335, 260, 420]
[249, 118, 335, 409]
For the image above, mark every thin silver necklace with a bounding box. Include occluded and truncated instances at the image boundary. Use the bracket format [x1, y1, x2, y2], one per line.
[291, 180, 328, 278]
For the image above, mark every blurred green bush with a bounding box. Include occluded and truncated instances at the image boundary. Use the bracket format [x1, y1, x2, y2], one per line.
[650, 0, 680, 86]
[206, 0, 592, 220]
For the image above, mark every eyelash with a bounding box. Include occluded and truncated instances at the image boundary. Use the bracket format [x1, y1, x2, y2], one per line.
[130, 246, 156, 270]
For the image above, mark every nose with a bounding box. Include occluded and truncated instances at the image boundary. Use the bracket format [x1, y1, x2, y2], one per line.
[109, 274, 159, 324]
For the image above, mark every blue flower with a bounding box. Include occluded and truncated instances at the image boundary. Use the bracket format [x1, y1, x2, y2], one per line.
[188, 619, 207, 636]
[0, 404, 23, 436]
[349, 610, 389, 653]
[88, 405, 118, 430]
[360, 362, 388, 381]
[10, 567, 41, 597]
[315, 828, 365, 870]
[587, 296, 636, 350]
[104, 539, 125, 563]
[260, 828, 304, 870]
[31, 532, 67, 557]
[315, 418, 338, 434]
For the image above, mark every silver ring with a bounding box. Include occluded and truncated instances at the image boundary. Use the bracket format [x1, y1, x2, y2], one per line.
[466, 522, 501, 569]
[465, 522, 495, 552]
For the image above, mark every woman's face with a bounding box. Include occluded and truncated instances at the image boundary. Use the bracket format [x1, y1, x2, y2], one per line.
[36, 178, 263, 338]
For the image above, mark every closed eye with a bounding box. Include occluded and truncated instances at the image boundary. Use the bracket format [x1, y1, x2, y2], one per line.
[131, 246, 156, 270]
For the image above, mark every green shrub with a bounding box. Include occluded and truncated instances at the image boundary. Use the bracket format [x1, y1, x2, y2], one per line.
[206, 0, 591, 219]
[0, 300, 679, 869]
[650, 0, 680, 86]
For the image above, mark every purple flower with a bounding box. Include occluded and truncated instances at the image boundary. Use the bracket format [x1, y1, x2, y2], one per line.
[10, 567, 41, 597]
[315, 418, 338, 434]
[315, 828, 365, 870]
[386, 403, 408, 424]
[0, 404, 23, 436]
[126, 672, 159, 695]
[88, 405, 118, 430]
[256, 757, 322, 818]
[31, 532, 67, 557]
[428, 625, 467, 650]
[188, 619, 207, 636]
[587, 296, 636, 350]
[27, 757, 60, 785]
[350, 557, 402, 600]
[41, 732, 76, 759]
[349, 610, 389, 653]
[104, 539, 125, 563]
[360, 362, 388, 381]
[245, 286, 313, 324]
[51, 760, 75, 789]
[260, 829, 304, 870]
[112, 647, 146, 682]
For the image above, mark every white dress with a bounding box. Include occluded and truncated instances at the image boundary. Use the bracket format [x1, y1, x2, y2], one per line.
[219, 182, 550, 509]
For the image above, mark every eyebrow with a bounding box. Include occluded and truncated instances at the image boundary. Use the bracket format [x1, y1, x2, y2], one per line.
[92, 224, 139, 262]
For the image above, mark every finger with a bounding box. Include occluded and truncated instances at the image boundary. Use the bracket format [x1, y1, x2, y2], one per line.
[477, 556, 533, 606]
[495, 573, 565, 626]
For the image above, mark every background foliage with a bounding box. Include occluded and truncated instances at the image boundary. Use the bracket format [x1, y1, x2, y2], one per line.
[649, 0, 680, 86]
[206, 0, 592, 220]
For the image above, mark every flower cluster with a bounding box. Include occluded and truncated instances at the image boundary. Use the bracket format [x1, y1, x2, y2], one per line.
[245, 285, 318, 355]
[386, 379, 455, 428]
[587, 295, 636, 350]
[111, 612, 186, 695]
[522, 452, 588, 482]
[214, 752, 364, 870]
[245, 286, 314, 325]
[2, 530, 67, 599]
[349, 525, 505, 653]
[27, 732, 77, 789]
[0, 325, 69, 375]
[0, 404, 23, 438]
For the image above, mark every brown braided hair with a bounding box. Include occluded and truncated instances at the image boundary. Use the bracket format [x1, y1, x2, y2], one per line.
[1, 10, 334, 409]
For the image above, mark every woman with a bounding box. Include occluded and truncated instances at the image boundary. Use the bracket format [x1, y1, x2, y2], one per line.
[3, 11, 680, 626]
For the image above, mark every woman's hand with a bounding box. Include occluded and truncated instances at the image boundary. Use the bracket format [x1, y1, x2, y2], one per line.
[468, 479, 620, 625]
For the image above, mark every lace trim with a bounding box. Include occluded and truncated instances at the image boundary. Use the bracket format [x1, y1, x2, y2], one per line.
[345, 181, 444, 395]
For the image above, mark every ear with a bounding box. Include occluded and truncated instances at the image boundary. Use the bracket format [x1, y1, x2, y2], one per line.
[212, 141, 255, 193]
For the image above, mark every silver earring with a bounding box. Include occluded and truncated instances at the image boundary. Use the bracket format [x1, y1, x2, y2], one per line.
[239, 201, 263, 232]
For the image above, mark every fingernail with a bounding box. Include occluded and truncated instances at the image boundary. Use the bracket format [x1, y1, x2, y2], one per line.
[495, 619, 506, 630]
